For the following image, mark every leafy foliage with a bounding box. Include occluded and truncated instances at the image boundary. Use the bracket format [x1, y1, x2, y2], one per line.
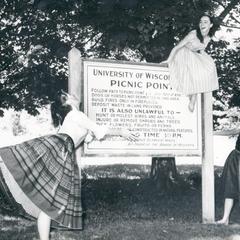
[206, 39, 240, 127]
[0, 0, 239, 118]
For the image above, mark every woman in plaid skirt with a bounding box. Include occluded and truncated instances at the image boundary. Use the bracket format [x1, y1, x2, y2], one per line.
[0, 90, 137, 240]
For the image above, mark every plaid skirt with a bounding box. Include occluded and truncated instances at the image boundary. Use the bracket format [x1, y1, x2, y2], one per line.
[0, 133, 82, 229]
[221, 149, 240, 200]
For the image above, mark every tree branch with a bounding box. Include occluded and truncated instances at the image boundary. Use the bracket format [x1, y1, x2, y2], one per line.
[220, 23, 240, 30]
[89, 33, 103, 49]
[83, 31, 102, 46]
[212, 0, 226, 8]
[217, 0, 240, 23]
[228, 12, 240, 25]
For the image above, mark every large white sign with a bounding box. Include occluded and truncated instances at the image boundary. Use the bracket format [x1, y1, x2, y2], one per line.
[83, 59, 202, 156]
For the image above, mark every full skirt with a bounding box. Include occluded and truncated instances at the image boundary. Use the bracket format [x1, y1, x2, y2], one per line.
[221, 149, 240, 200]
[169, 47, 219, 95]
[0, 133, 82, 229]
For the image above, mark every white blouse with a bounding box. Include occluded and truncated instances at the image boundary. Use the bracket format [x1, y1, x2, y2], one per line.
[58, 108, 108, 148]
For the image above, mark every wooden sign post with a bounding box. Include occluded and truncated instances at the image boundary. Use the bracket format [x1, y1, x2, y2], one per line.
[201, 92, 215, 223]
[68, 48, 83, 108]
[68, 48, 83, 181]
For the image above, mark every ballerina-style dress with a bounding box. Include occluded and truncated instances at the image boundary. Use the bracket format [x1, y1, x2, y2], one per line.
[168, 30, 219, 95]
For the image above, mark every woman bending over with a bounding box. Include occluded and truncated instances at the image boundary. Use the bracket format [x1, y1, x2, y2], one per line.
[163, 14, 219, 112]
[0, 90, 138, 240]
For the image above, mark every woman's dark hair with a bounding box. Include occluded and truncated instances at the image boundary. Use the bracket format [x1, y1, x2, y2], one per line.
[50, 90, 72, 127]
[235, 134, 240, 152]
[196, 14, 217, 43]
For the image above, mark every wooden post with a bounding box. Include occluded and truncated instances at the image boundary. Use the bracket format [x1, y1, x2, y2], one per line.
[201, 92, 215, 223]
[68, 47, 83, 176]
[68, 47, 83, 108]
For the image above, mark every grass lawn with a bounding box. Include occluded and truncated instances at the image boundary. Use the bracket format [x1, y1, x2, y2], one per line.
[1, 164, 240, 240]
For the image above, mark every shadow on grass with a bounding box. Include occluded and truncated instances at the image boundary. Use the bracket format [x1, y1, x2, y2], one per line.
[1, 164, 240, 240]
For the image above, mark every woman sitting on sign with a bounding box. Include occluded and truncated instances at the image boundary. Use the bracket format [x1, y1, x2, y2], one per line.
[215, 128, 240, 225]
[162, 14, 219, 112]
[0, 90, 138, 240]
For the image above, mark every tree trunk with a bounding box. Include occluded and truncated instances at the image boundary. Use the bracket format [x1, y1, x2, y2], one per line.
[150, 157, 178, 192]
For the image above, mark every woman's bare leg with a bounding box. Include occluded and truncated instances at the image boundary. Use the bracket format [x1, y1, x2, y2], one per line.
[216, 198, 234, 225]
[37, 211, 51, 240]
[188, 94, 197, 112]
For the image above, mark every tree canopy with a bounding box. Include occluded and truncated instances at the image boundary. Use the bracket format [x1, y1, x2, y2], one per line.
[0, 0, 239, 118]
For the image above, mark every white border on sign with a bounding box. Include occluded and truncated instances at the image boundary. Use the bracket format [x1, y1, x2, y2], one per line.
[83, 59, 202, 156]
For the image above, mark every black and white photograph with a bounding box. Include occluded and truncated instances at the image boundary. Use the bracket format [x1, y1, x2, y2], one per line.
[0, 0, 240, 239]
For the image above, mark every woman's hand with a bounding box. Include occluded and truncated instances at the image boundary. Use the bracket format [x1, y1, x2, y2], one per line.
[94, 127, 139, 141]
[84, 131, 94, 143]
[120, 129, 139, 141]
[160, 60, 169, 67]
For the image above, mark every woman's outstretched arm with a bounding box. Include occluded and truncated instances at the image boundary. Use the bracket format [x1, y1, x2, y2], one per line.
[74, 110, 138, 141]
[104, 128, 138, 141]
[163, 31, 195, 63]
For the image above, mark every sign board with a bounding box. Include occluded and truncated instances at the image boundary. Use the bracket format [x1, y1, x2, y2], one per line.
[69, 48, 214, 223]
[83, 59, 202, 156]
